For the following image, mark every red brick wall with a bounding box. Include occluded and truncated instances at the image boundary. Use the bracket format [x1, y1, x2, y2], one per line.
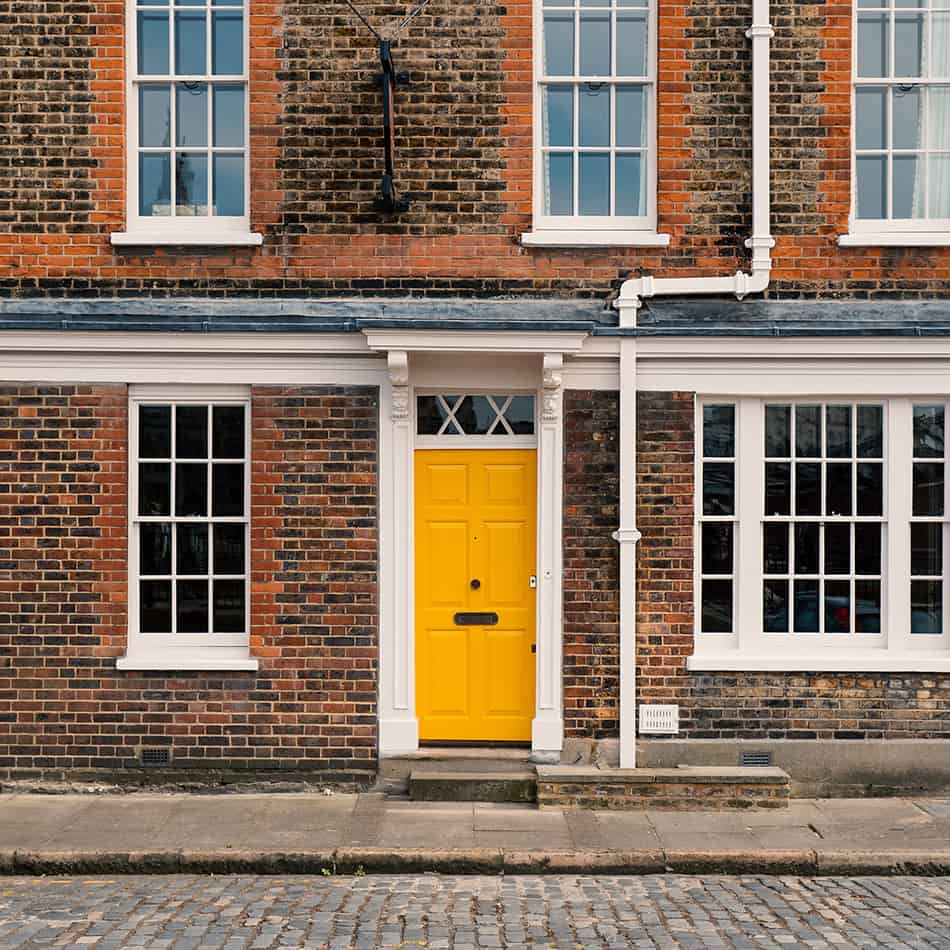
[3, 0, 949, 297]
[636, 390, 950, 741]
[562, 390, 620, 738]
[0, 385, 379, 782]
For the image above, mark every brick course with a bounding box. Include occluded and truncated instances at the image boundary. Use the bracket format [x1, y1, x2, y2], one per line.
[0, 384, 379, 782]
[2, 1, 950, 297]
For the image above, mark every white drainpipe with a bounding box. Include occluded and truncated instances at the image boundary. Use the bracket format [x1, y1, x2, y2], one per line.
[613, 0, 774, 768]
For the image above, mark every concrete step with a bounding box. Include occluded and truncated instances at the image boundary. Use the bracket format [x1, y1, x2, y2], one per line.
[378, 747, 534, 795]
[409, 770, 538, 803]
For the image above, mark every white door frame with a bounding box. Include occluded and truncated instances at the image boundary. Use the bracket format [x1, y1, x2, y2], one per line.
[368, 333, 587, 758]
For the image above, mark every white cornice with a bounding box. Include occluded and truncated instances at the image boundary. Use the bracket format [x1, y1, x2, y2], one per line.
[362, 329, 590, 354]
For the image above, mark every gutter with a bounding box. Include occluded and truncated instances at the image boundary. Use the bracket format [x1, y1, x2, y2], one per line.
[613, 1, 774, 769]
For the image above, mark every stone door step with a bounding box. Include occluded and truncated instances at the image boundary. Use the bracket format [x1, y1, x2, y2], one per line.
[409, 770, 538, 803]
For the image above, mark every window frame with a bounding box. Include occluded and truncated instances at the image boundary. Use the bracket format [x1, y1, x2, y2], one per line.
[122, 384, 256, 671]
[118, 0, 257, 246]
[527, 0, 662, 245]
[692, 395, 950, 670]
[847, 0, 950, 242]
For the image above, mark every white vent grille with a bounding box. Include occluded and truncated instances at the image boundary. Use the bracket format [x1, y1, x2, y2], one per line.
[740, 751, 773, 768]
[638, 704, 679, 735]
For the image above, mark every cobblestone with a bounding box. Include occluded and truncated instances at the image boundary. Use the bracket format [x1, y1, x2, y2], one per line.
[0, 876, 947, 949]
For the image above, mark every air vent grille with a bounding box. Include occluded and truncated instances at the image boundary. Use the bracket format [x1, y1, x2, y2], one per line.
[140, 747, 171, 767]
[638, 704, 679, 735]
[739, 751, 773, 768]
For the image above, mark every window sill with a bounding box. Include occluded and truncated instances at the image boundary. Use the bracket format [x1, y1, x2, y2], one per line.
[110, 230, 263, 247]
[117, 652, 259, 672]
[520, 229, 671, 248]
[687, 652, 950, 673]
[838, 231, 950, 248]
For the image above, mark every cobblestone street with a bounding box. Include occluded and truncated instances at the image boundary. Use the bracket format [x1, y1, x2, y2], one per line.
[0, 875, 947, 949]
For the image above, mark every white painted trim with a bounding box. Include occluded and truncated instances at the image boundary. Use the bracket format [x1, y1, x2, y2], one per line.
[687, 653, 950, 672]
[562, 358, 621, 390]
[634, 338, 950, 360]
[111, 230, 263, 247]
[520, 230, 671, 247]
[363, 330, 589, 355]
[117, 651, 260, 671]
[839, 232, 950, 246]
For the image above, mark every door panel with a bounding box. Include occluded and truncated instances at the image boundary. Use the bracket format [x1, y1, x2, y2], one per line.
[415, 449, 537, 742]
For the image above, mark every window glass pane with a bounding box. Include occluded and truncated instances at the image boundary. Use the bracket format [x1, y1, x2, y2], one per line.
[212, 463, 244, 516]
[856, 86, 887, 150]
[857, 462, 883, 516]
[824, 522, 851, 575]
[213, 405, 245, 458]
[214, 579, 246, 633]
[826, 463, 853, 516]
[213, 84, 245, 147]
[893, 154, 924, 218]
[139, 462, 171, 516]
[615, 154, 645, 216]
[928, 155, 950, 217]
[212, 10, 243, 74]
[140, 523, 171, 576]
[892, 87, 921, 148]
[175, 10, 207, 74]
[579, 87, 610, 147]
[176, 83, 208, 147]
[703, 405, 735, 457]
[825, 405, 852, 458]
[856, 155, 886, 219]
[140, 405, 171, 457]
[934, 14, 950, 77]
[138, 11, 170, 75]
[703, 462, 734, 516]
[542, 85, 574, 147]
[857, 14, 888, 78]
[913, 461, 945, 515]
[894, 13, 924, 77]
[616, 86, 645, 148]
[701, 523, 733, 575]
[795, 405, 821, 457]
[763, 522, 789, 574]
[911, 579, 943, 633]
[141, 580, 172, 633]
[701, 579, 732, 633]
[616, 12, 647, 76]
[454, 395, 496, 435]
[825, 580, 851, 633]
[857, 405, 883, 458]
[504, 396, 535, 434]
[928, 88, 950, 147]
[764, 579, 789, 632]
[213, 154, 244, 215]
[765, 462, 791, 515]
[543, 14, 574, 75]
[794, 579, 820, 632]
[214, 523, 245, 574]
[140, 85, 171, 147]
[176, 405, 208, 458]
[176, 463, 208, 516]
[177, 522, 209, 575]
[855, 580, 882, 633]
[855, 522, 882, 574]
[913, 404, 944, 456]
[795, 462, 821, 516]
[578, 153, 610, 215]
[176, 152, 209, 215]
[911, 522, 942, 576]
[417, 395, 450, 434]
[177, 579, 209, 633]
[579, 12, 610, 75]
[765, 405, 791, 457]
[139, 153, 171, 216]
[795, 522, 820, 575]
[544, 153, 574, 215]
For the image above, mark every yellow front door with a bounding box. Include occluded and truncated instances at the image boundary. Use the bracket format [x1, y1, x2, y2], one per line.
[415, 449, 537, 743]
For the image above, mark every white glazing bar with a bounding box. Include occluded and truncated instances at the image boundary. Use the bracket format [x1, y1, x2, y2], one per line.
[888, 398, 913, 653]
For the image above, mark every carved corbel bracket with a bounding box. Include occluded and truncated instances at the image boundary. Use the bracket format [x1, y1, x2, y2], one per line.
[541, 353, 563, 424]
[388, 350, 410, 421]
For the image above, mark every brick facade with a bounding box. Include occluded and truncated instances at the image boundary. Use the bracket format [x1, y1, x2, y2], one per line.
[635, 390, 950, 741]
[0, 385, 379, 782]
[3, 0, 950, 298]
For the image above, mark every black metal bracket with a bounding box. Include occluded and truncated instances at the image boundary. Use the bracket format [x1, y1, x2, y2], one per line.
[376, 40, 411, 214]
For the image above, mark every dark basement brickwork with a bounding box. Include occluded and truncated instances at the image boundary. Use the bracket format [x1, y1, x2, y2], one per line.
[636, 390, 950, 740]
[0, 385, 379, 782]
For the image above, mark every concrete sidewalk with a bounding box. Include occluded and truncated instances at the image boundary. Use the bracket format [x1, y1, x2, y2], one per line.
[1, 792, 949, 876]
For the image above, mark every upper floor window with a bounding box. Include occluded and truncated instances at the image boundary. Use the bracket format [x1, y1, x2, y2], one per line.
[115, 0, 260, 245]
[525, 0, 663, 246]
[852, 0, 950, 233]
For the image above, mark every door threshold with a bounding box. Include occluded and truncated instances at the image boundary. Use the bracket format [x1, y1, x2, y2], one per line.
[383, 745, 532, 762]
